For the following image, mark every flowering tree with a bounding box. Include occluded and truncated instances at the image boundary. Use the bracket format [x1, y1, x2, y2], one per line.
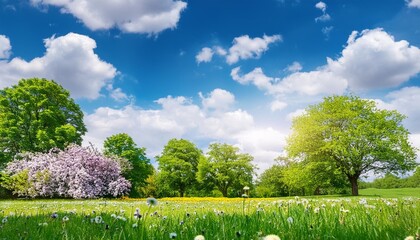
[1, 145, 131, 198]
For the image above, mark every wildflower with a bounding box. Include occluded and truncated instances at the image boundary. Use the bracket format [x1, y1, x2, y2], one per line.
[287, 217, 294, 224]
[340, 207, 350, 213]
[117, 216, 127, 221]
[264, 235, 281, 240]
[51, 213, 58, 219]
[404, 236, 415, 240]
[132, 223, 138, 228]
[194, 235, 205, 240]
[62, 216, 69, 222]
[169, 232, 177, 239]
[95, 216, 103, 224]
[111, 213, 117, 218]
[162, 216, 167, 220]
[180, 221, 184, 225]
[2, 217, 7, 223]
[314, 207, 320, 214]
[359, 198, 367, 205]
[38, 222, 48, 226]
[147, 197, 158, 206]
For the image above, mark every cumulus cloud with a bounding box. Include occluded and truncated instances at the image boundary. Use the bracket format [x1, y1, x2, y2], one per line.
[199, 88, 235, 111]
[84, 89, 285, 172]
[270, 100, 288, 112]
[315, 1, 331, 22]
[226, 35, 282, 64]
[0, 35, 11, 59]
[374, 87, 420, 133]
[406, 0, 420, 8]
[328, 29, 420, 90]
[30, 0, 187, 35]
[0, 33, 117, 99]
[284, 61, 303, 73]
[197, 34, 281, 65]
[231, 29, 420, 98]
[196, 47, 214, 63]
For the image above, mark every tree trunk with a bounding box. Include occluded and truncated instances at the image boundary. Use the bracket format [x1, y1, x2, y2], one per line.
[349, 176, 359, 196]
[314, 186, 321, 195]
[222, 188, 228, 197]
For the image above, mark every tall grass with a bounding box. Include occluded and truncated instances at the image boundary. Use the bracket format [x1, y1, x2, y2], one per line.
[0, 197, 418, 239]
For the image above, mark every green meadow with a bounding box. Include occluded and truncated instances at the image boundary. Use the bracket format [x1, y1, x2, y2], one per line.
[0, 190, 419, 240]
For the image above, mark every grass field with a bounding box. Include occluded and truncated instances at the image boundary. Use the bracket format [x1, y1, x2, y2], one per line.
[0, 190, 419, 239]
[359, 188, 420, 198]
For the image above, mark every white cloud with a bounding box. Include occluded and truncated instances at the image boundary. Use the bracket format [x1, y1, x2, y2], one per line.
[328, 29, 420, 90]
[199, 88, 235, 111]
[321, 26, 334, 39]
[196, 47, 214, 63]
[315, 1, 331, 22]
[231, 29, 420, 99]
[375, 87, 420, 133]
[110, 88, 130, 102]
[226, 35, 282, 64]
[231, 67, 275, 92]
[0, 33, 117, 99]
[406, 0, 420, 8]
[198, 34, 281, 65]
[270, 100, 287, 112]
[0, 35, 11, 59]
[285, 61, 303, 73]
[286, 108, 306, 121]
[84, 89, 286, 172]
[30, 0, 187, 35]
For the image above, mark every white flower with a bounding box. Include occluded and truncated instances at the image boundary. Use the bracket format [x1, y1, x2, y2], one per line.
[264, 234, 281, 240]
[38, 222, 48, 226]
[95, 216, 103, 224]
[169, 232, 177, 239]
[2, 217, 7, 223]
[359, 198, 367, 205]
[287, 217, 294, 224]
[62, 216, 69, 222]
[314, 207, 320, 214]
[147, 197, 158, 206]
[404, 236, 415, 240]
[194, 235, 205, 240]
[132, 223, 138, 228]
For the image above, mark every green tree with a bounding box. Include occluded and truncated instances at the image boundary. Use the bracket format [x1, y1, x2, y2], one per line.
[371, 173, 402, 189]
[0, 78, 86, 163]
[403, 167, 420, 188]
[197, 143, 255, 197]
[255, 164, 288, 197]
[103, 133, 153, 197]
[156, 139, 203, 197]
[286, 95, 417, 196]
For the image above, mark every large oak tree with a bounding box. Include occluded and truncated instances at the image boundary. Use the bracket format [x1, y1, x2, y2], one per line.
[286, 95, 417, 196]
[0, 78, 86, 164]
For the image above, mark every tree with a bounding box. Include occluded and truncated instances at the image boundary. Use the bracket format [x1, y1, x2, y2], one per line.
[156, 139, 203, 197]
[1, 145, 130, 198]
[256, 164, 289, 197]
[103, 133, 153, 197]
[197, 143, 255, 197]
[286, 95, 417, 196]
[0, 78, 86, 163]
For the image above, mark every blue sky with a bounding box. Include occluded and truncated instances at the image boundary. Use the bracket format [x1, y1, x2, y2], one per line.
[1, 0, 420, 174]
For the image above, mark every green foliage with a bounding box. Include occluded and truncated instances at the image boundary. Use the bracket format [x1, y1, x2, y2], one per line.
[286, 95, 417, 195]
[0, 78, 86, 163]
[255, 164, 288, 197]
[156, 138, 203, 197]
[197, 143, 255, 197]
[103, 133, 153, 197]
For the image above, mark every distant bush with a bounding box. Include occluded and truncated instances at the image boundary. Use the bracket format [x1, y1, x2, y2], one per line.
[1, 145, 130, 198]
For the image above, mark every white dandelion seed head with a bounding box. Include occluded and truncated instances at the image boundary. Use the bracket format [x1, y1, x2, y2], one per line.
[264, 234, 281, 240]
[194, 235, 205, 240]
[169, 232, 177, 239]
[147, 197, 158, 206]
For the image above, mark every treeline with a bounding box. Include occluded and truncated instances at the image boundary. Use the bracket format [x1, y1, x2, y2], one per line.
[1, 78, 418, 198]
[359, 170, 420, 189]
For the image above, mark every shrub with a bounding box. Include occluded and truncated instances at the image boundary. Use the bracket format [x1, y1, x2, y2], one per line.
[1, 145, 130, 198]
